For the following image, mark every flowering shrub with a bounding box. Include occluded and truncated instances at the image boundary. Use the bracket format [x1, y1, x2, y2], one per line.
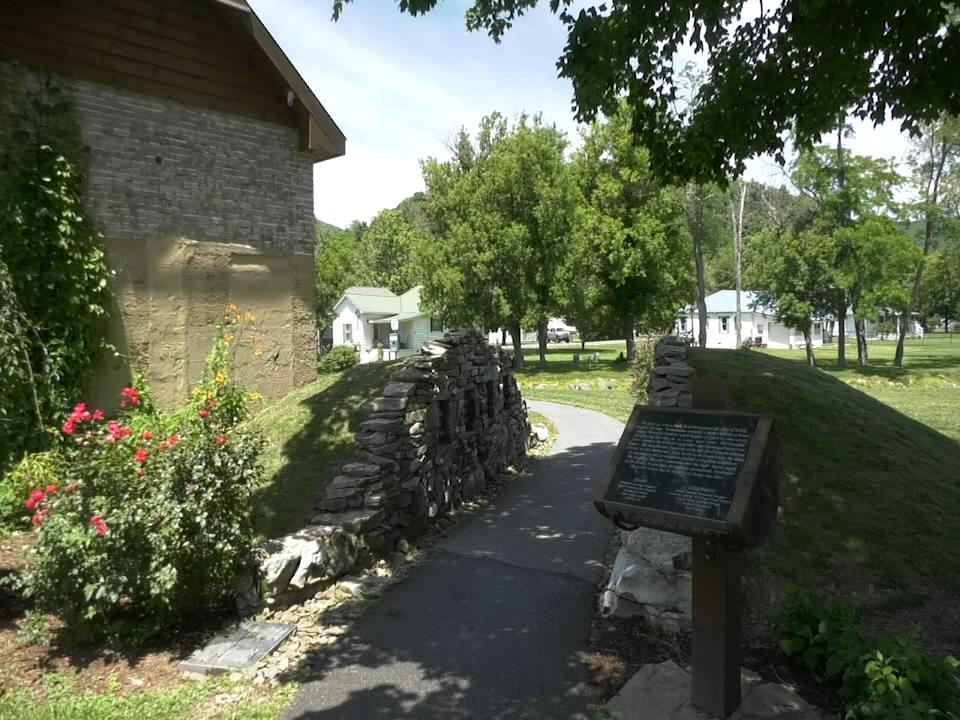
[21, 388, 264, 639]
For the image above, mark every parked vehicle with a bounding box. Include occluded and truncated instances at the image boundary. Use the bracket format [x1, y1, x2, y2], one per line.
[547, 327, 572, 343]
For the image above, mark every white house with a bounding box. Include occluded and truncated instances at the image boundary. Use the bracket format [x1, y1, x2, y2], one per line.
[676, 290, 825, 350]
[331, 286, 446, 363]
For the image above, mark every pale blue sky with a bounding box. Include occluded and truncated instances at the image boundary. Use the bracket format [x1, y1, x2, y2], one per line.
[250, 0, 913, 228]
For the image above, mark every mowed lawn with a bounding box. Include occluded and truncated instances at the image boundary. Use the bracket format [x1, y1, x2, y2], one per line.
[516, 335, 960, 633]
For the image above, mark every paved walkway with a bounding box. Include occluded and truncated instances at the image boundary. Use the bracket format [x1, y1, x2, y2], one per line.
[280, 401, 625, 720]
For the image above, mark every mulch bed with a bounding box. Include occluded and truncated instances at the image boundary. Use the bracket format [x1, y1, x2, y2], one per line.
[0, 532, 234, 699]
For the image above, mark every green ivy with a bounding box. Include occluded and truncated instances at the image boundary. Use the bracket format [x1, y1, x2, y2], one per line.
[0, 70, 113, 476]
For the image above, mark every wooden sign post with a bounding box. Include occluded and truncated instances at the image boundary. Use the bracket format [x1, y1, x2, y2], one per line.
[690, 379, 741, 719]
[593, 379, 780, 719]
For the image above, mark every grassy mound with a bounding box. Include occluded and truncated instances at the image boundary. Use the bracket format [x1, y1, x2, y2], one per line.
[689, 348, 960, 609]
[247, 362, 399, 539]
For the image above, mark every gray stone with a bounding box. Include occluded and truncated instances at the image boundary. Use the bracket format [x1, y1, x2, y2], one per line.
[316, 498, 348, 512]
[605, 661, 813, 720]
[311, 509, 385, 534]
[531, 423, 549, 443]
[342, 463, 381, 478]
[329, 475, 367, 489]
[651, 377, 675, 392]
[368, 397, 409, 412]
[359, 417, 402, 432]
[382, 382, 416, 397]
[577, 383, 593, 391]
[654, 364, 695, 377]
[355, 451, 399, 471]
[324, 486, 363, 501]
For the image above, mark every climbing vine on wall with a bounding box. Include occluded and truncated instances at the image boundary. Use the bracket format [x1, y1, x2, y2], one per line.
[0, 69, 113, 475]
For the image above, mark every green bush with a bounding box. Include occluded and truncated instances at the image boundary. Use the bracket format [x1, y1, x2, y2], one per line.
[0, 450, 62, 527]
[17, 311, 267, 641]
[773, 586, 960, 720]
[19, 392, 263, 640]
[876, 321, 897, 339]
[630, 336, 657, 402]
[318, 344, 358, 373]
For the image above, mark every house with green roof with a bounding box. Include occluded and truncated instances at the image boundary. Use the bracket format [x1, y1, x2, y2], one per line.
[331, 285, 446, 362]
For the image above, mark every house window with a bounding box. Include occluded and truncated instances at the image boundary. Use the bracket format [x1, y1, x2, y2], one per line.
[679, 317, 687, 331]
[814, 322, 822, 333]
[720, 316, 730, 333]
[430, 316, 443, 332]
[343, 323, 353, 344]
[757, 323, 764, 335]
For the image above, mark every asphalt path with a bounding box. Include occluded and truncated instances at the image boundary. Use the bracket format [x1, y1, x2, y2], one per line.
[280, 401, 624, 720]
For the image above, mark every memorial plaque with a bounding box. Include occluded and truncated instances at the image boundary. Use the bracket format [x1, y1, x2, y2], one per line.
[595, 405, 779, 548]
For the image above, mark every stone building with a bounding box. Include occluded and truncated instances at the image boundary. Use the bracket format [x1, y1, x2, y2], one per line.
[0, 0, 345, 407]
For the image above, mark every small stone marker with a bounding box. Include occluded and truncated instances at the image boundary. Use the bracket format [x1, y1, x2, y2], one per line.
[180, 621, 295, 677]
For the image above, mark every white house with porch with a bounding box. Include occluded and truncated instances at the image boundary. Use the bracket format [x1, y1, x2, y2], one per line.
[675, 290, 825, 350]
[331, 286, 446, 363]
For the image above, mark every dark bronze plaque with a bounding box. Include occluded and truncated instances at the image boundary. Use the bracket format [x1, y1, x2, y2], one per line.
[605, 410, 758, 521]
[595, 406, 779, 546]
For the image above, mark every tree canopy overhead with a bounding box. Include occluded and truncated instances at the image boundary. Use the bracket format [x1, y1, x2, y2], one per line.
[332, 0, 960, 185]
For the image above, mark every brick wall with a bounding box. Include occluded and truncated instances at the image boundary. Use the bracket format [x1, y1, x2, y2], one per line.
[65, 74, 315, 256]
[1, 63, 320, 408]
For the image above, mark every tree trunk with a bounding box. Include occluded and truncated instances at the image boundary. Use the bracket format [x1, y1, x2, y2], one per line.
[732, 181, 746, 349]
[837, 308, 847, 368]
[537, 321, 548, 368]
[855, 317, 868, 366]
[802, 327, 816, 367]
[624, 321, 637, 362]
[694, 231, 708, 349]
[509, 323, 524, 369]
[501, 327, 507, 346]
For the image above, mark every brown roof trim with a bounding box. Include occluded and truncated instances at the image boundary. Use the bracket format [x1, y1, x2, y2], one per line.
[210, 0, 345, 163]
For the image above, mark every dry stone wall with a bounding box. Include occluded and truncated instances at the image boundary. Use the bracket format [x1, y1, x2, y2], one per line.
[254, 329, 529, 605]
[602, 335, 696, 632]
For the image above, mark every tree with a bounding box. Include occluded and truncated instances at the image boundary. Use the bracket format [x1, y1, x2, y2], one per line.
[791, 140, 903, 366]
[730, 180, 746, 348]
[333, 1, 960, 185]
[564, 101, 692, 360]
[418, 113, 577, 368]
[895, 116, 960, 366]
[919, 247, 960, 328]
[750, 227, 837, 367]
[681, 183, 726, 347]
[313, 220, 370, 331]
[359, 208, 425, 293]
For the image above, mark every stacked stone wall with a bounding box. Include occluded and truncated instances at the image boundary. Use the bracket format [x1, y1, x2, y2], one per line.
[603, 335, 696, 632]
[255, 330, 529, 604]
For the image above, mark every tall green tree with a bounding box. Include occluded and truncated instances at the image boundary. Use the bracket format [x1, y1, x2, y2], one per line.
[359, 207, 425, 294]
[791, 138, 904, 366]
[334, 1, 960, 184]
[314, 220, 369, 332]
[894, 116, 960, 366]
[564, 101, 692, 360]
[418, 113, 578, 368]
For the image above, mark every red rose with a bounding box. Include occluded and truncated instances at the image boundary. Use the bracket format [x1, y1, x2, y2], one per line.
[30, 490, 44, 501]
[92, 409, 104, 421]
[41, 508, 49, 515]
[45, 484, 56, 495]
[24, 498, 36, 510]
[199, 410, 209, 419]
[135, 448, 148, 464]
[31, 514, 42, 526]
[65, 484, 78, 494]
[62, 420, 75, 435]
[141, 431, 153, 440]
[168, 435, 178, 447]
[215, 436, 227, 446]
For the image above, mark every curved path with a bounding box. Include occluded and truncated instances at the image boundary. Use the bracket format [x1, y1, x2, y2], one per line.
[281, 401, 625, 720]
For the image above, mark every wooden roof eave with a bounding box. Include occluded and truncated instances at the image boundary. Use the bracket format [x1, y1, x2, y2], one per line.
[210, 0, 346, 163]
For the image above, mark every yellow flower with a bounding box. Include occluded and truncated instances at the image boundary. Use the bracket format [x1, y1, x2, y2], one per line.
[227, 304, 238, 313]
[215, 372, 226, 385]
[233, 315, 241, 324]
[245, 313, 256, 323]
[191, 387, 201, 398]
[255, 348, 263, 357]
[225, 334, 235, 343]
[249, 392, 263, 403]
